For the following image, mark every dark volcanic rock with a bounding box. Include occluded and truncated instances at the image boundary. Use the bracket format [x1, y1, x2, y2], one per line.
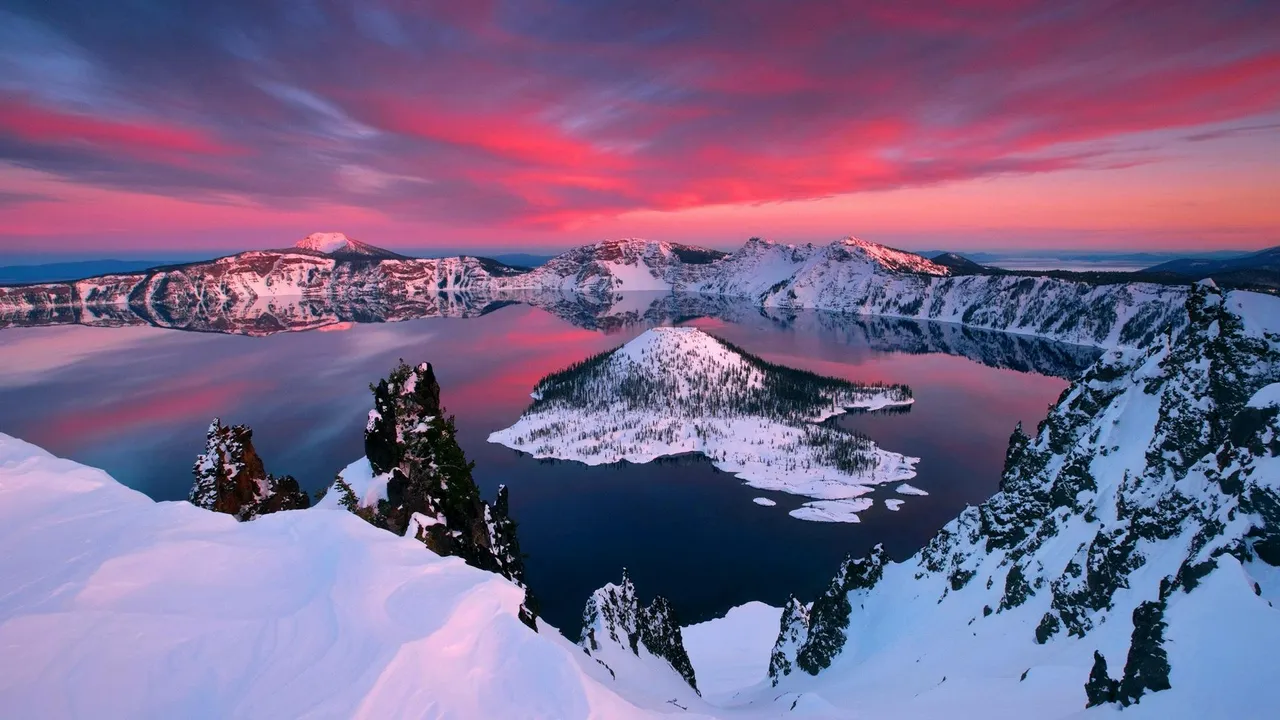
[189, 419, 310, 521]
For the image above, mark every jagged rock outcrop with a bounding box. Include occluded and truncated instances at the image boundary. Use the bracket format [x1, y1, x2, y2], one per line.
[349, 361, 533, 600]
[1117, 598, 1171, 705]
[764, 282, 1280, 712]
[767, 595, 810, 685]
[579, 569, 699, 693]
[1085, 650, 1119, 707]
[0, 233, 525, 335]
[792, 544, 887, 676]
[189, 419, 309, 520]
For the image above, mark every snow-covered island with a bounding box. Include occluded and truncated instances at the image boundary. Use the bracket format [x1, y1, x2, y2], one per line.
[489, 326, 919, 522]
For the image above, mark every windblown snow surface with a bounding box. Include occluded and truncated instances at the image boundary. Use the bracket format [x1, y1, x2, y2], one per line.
[489, 327, 918, 522]
[0, 434, 694, 719]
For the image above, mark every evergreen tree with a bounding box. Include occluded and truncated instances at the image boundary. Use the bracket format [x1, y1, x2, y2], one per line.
[489, 485, 527, 584]
[341, 360, 538, 627]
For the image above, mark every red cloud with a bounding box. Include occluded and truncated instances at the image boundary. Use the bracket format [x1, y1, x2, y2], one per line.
[0, 0, 1277, 244]
[0, 94, 245, 162]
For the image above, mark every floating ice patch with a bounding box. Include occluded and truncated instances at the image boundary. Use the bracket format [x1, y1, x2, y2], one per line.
[752, 497, 777, 507]
[896, 483, 928, 496]
[788, 498, 873, 523]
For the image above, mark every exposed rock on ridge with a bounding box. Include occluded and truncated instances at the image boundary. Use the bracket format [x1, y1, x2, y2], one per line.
[579, 569, 700, 693]
[189, 418, 309, 520]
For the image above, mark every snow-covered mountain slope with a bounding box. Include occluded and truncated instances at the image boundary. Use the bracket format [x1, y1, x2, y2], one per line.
[293, 231, 403, 258]
[496, 237, 727, 294]
[0, 249, 526, 335]
[501, 234, 1186, 351]
[2, 234, 1189, 352]
[0, 433, 694, 719]
[681, 235, 948, 297]
[489, 327, 919, 522]
[684, 602, 783, 703]
[744, 283, 1280, 717]
[669, 237, 1186, 350]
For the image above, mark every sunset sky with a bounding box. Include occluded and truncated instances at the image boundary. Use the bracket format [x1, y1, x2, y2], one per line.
[0, 0, 1278, 258]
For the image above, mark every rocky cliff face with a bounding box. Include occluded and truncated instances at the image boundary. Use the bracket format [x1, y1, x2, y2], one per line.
[2, 234, 1190, 352]
[0, 237, 525, 335]
[765, 283, 1280, 712]
[579, 569, 699, 693]
[495, 237, 727, 294]
[766, 595, 810, 684]
[189, 419, 309, 520]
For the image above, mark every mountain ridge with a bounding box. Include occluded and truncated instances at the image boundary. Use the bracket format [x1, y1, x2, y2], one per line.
[0, 232, 1206, 351]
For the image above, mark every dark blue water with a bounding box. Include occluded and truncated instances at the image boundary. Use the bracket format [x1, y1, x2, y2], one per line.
[0, 302, 1084, 633]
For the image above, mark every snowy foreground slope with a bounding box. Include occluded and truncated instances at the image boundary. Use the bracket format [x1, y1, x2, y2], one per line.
[0, 434, 702, 719]
[489, 326, 920, 522]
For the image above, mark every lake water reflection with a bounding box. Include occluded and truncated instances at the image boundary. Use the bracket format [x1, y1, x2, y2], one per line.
[0, 297, 1092, 632]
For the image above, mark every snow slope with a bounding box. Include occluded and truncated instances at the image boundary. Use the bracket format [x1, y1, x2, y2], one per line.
[683, 602, 783, 703]
[489, 327, 919, 522]
[748, 284, 1280, 718]
[0, 433, 701, 719]
[496, 237, 727, 294]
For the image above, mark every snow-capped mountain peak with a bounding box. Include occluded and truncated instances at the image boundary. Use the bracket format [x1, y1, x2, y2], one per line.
[295, 232, 401, 258]
[829, 236, 951, 276]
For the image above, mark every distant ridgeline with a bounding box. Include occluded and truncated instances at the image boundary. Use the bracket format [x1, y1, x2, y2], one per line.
[0, 234, 1198, 354]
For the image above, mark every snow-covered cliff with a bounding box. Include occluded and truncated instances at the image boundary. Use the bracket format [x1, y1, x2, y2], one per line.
[755, 283, 1280, 717]
[2, 234, 1190, 352]
[0, 234, 525, 335]
[495, 237, 727, 294]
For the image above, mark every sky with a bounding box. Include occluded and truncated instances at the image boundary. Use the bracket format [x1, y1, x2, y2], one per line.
[0, 0, 1278, 259]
